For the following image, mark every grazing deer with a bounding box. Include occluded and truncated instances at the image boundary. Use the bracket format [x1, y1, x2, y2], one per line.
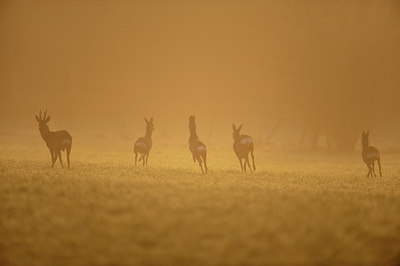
[189, 115, 208, 174]
[361, 131, 382, 177]
[35, 110, 72, 168]
[232, 124, 255, 172]
[134, 117, 155, 166]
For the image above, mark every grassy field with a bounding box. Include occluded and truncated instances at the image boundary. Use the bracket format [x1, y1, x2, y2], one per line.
[1, 135, 400, 266]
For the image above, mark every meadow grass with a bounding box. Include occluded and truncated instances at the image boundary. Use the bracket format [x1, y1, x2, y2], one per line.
[1, 138, 400, 266]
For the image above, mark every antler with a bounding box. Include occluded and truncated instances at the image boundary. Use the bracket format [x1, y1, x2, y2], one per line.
[39, 110, 43, 120]
[43, 109, 48, 120]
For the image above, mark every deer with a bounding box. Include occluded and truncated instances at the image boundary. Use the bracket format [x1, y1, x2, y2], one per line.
[35, 110, 72, 168]
[134, 117, 155, 166]
[361, 131, 382, 178]
[188, 115, 208, 174]
[232, 124, 255, 172]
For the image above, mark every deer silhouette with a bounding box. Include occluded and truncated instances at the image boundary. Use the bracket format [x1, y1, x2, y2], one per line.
[134, 117, 155, 166]
[35, 110, 72, 168]
[232, 124, 255, 172]
[189, 115, 208, 174]
[361, 131, 382, 177]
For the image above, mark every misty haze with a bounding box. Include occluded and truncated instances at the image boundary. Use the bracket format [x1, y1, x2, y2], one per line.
[1, 1, 400, 265]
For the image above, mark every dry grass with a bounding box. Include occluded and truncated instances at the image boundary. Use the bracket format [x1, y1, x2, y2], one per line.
[1, 137, 400, 266]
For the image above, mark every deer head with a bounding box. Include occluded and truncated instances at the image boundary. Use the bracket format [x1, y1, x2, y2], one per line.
[144, 117, 155, 135]
[189, 115, 196, 131]
[35, 110, 51, 133]
[232, 123, 243, 141]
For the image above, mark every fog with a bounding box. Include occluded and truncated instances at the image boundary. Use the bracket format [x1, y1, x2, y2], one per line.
[1, 0, 399, 149]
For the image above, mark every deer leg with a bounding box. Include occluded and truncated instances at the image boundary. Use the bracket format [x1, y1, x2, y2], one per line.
[138, 154, 143, 162]
[248, 159, 253, 173]
[134, 153, 138, 166]
[145, 152, 149, 166]
[195, 155, 204, 174]
[238, 158, 243, 172]
[378, 159, 382, 177]
[251, 150, 256, 171]
[199, 161, 204, 174]
[49, 149, 54, 165]
[66, 146, 71, 169]
[142, 153, 145, 166]
[246, 155, 252, 173]
[51, 150, 56, 168]
[193, 155, 196, 163]
[57, 151, 64, 168]
[49, 149, 53, 161]
[366, 164, 372, 178]
[202, 154, 208, 174]
[372, 161, 376, 177]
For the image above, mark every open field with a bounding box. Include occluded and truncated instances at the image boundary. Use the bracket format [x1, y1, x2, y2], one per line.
[2, 0, 400, 265]
[1, 135, 400, 266]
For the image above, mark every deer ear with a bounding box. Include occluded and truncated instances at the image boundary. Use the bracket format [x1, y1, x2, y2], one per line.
[238, 124, 243, 131]
[144, 117, 149, 123]
[232, 124, 236, 130]
[35, 115, 40, 122]
[45, 116, 50, 123]
[150, 117, 153, 123]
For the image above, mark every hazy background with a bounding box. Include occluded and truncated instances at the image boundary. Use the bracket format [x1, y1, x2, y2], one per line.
[1, 0, 400, 150]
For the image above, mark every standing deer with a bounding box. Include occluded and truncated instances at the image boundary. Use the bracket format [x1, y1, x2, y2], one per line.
[361, 131, 382, 177]
[232, 124, 255, 172]
[189, 115, 208, 174]
[35, 110, 72, 168]
[134, 117, 155, 166]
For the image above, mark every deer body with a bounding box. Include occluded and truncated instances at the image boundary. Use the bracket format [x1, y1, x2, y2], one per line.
[134, 117, 154, 166]
[232, 124, 255, 172]
[35, 110, 72, 168]
[361, 131, 382, 177]
[189, 115, 208, 174]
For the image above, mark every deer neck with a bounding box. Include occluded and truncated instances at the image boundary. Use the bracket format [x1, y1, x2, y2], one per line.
[233, 134, 240, 143]
[189, 128, 198, 140]
[145, 130, 152, 139]
[362, 138, 369, 151]
[40, 129, 51, 143]
[362, 143, 369, 151]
